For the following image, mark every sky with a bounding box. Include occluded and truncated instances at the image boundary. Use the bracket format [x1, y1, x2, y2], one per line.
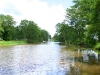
[0, 0, 73, 36]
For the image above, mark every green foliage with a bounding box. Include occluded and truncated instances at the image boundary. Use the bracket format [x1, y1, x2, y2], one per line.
[41, 29, 50, 41]
[53, 0, 100, 48]
[0, 16, 4, 35]
[0, 25, 4, 35]
[26, 21, 41, 43]
[0, 14, 51, 43]
[18, 20, 50, 43]
[54, 22, 77, 44]
[94, 43, 100, 50]
[0, 14, 16, 41]
[19, 19, 29, 39]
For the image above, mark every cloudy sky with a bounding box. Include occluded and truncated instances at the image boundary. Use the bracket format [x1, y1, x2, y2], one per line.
[0, 0, 73, 36]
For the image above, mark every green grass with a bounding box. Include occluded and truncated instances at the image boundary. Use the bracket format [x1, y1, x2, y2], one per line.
[0, 40, 27, 46]
[94, 43, 100, 50]
[94, 43, 100, 54]
[94, 50, 100, 54]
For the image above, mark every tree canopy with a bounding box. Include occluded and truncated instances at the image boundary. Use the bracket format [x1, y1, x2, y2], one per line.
[53, 0, 100, 47]
[0, 14, 50, 43]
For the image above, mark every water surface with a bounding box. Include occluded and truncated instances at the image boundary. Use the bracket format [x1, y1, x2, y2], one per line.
[0, 42, 100, 75]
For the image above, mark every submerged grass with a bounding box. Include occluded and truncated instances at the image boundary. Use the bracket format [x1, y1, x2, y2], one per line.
[0, 40, 27, 46]
[66, 43, 100, 54]
[66, 44, 92, 51]
[66, 44, 79, 50]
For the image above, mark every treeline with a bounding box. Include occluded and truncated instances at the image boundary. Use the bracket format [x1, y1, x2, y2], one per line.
[53, 0, 100, 47]
[0, 14, 51, 43]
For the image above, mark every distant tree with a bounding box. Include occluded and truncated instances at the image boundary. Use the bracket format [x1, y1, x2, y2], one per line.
[41, 29, 49, 41]
[53, 33, 60, 42]
[26, 21, 41, 43]
[0, 14, 51, 43]
[19, 19, 29, 40]
[54, 22, 77, 44]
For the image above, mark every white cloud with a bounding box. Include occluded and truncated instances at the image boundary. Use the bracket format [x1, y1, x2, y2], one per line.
[0, 0, 66, 36]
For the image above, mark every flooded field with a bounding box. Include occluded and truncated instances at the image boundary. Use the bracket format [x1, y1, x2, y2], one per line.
[0, 42, 100, 75]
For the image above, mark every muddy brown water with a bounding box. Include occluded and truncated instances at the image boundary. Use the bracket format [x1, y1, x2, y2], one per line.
[0, 42, 100, 75]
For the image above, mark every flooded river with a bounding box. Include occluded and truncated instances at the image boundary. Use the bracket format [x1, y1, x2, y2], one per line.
[0, 42, 100, 75]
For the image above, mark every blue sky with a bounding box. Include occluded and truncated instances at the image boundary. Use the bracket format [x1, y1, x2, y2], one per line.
[40, 0, 73, 8]
[0, 0, 73, 36]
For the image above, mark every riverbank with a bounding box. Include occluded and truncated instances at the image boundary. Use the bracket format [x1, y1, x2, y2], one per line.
[0, 41, 27, 46]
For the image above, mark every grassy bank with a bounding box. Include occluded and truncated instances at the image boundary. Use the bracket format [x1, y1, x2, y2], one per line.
[0, 41, 27, 46]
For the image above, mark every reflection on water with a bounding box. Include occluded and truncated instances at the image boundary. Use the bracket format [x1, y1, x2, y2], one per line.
[0, 42, 100, 75]
[60, 48, 100, 75]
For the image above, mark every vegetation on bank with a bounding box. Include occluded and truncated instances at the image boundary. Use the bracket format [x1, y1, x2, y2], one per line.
[0, 41, 27, 46]
[0, 14, 51, 44]
[53, 0, 100, 51]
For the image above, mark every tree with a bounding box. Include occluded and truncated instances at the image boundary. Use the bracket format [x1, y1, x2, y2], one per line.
[19, 19, 29, 40]
[18, 19, 51, 43]
[0, 19, 4, 36]
[0, 14, 16, 41]
[0, 14, 51, 43]
[92, 0, 100, 42]
[53, 0, 100, 47]
[72, 0, 100, 46]
[41, 29, 50, 41]
[26, 21, 42, 43]
[66, 2, 87, 45]
[54, 22, 77, 44]
[63, 0, 100, 47]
